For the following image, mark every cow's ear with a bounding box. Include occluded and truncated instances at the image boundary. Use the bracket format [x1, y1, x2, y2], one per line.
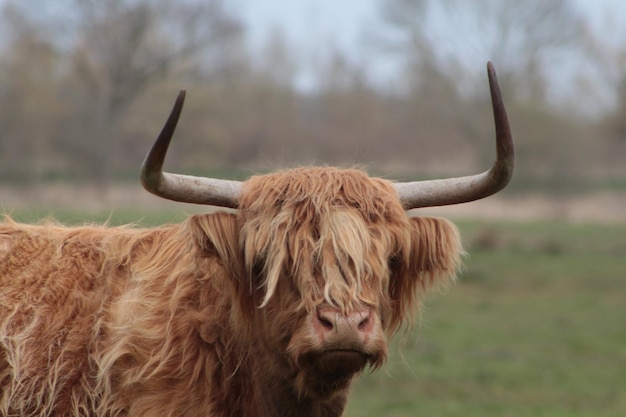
[188, 212, 241, 272]
[188, 212, 256, 336]
[388, 217, 463, 332]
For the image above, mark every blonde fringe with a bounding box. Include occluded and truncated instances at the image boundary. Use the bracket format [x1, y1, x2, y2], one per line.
[238, 167, 463, 333]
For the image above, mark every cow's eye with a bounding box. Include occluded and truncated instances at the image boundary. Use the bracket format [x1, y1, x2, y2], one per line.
[310, 224, 320, 241]
[388, 254, 402, 270]
[251, 258, 265, 278]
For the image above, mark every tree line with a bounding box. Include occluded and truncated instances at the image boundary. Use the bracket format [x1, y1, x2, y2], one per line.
[0, 0, 624, 192]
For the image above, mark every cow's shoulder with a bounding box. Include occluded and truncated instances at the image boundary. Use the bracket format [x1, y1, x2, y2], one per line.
[0, 219, 30, 260]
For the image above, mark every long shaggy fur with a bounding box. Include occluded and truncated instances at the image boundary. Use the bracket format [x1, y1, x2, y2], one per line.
[0, 167, 462, 417]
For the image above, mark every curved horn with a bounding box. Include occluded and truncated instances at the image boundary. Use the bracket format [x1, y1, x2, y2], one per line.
[140, 90, 242, 208]
[394, 62, 514, 209]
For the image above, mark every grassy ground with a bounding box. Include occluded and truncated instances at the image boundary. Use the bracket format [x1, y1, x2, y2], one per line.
[346, 220, 626, 417]
[3, 210, 625, 416]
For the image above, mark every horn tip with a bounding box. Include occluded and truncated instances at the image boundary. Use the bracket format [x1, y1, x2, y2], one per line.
[177, 89, 187, 105]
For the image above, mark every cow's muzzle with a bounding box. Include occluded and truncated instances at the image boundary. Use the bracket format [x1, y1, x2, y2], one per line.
[307, 306, 382, 376]
[313, 306, 374, 347]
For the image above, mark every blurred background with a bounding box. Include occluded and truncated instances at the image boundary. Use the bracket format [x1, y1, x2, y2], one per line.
[1, 1, 625, 416]
[1, 0, 626, 219]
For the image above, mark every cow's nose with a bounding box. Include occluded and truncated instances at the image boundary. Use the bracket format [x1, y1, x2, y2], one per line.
[315, 307, 374, 337]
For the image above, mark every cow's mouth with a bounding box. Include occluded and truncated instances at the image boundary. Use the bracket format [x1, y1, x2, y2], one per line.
[315, 350, 369, 377]
[296, 349, 370, 398]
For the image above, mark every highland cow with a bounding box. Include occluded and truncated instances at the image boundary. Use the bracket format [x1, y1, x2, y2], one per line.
[0, 63, 513, 417]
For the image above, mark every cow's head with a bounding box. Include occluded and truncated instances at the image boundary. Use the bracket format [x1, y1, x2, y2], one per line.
[140, 62, 514, 399]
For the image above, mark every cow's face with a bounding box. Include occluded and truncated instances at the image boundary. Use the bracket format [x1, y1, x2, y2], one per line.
[190, 167, 462, 399]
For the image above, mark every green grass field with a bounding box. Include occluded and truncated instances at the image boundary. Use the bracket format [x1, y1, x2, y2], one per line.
[4, 210, 626, 416]
[346, 220, 626, 417]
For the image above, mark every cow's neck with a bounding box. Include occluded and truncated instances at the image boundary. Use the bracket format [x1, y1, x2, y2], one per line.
[218, 335, 350, 417]
[246, 356, 349, 417]
[253, 389, 348, 417]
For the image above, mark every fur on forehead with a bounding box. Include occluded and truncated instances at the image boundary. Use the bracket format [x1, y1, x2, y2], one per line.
[238, 167, 411, 312]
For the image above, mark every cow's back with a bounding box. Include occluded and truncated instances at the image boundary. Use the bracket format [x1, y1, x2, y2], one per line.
[0, 220, 133, 415]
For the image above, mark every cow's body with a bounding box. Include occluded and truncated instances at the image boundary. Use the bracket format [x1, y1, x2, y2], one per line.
[0, 168, 462, 417]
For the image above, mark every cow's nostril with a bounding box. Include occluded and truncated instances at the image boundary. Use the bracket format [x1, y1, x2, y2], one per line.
[357, 315, 370, 331]
[317, 315, 334, 331]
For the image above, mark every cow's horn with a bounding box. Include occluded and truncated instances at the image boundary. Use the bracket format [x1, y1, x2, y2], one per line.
[394, 61, 514, 209]
[140, 90, 242, 208]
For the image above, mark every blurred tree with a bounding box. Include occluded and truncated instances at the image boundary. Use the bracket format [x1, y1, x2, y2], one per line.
[377, 0, 583, 101]
[375, 0, 589, 179]
[0, 0, 241, 187]
[0, 28, 66, 184]
[588, 30, 626, 177]
[310, 50, 387, 165]
[229, 28, 300, 166]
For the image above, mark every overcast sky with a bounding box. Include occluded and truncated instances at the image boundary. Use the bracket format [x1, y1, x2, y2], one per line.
[239, 0, 626, 54]
[236, 0, 626, 113]
[240, 0, 377, 51]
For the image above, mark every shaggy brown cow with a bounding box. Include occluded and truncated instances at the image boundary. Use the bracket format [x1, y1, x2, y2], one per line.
[0, 62, 514, 417]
